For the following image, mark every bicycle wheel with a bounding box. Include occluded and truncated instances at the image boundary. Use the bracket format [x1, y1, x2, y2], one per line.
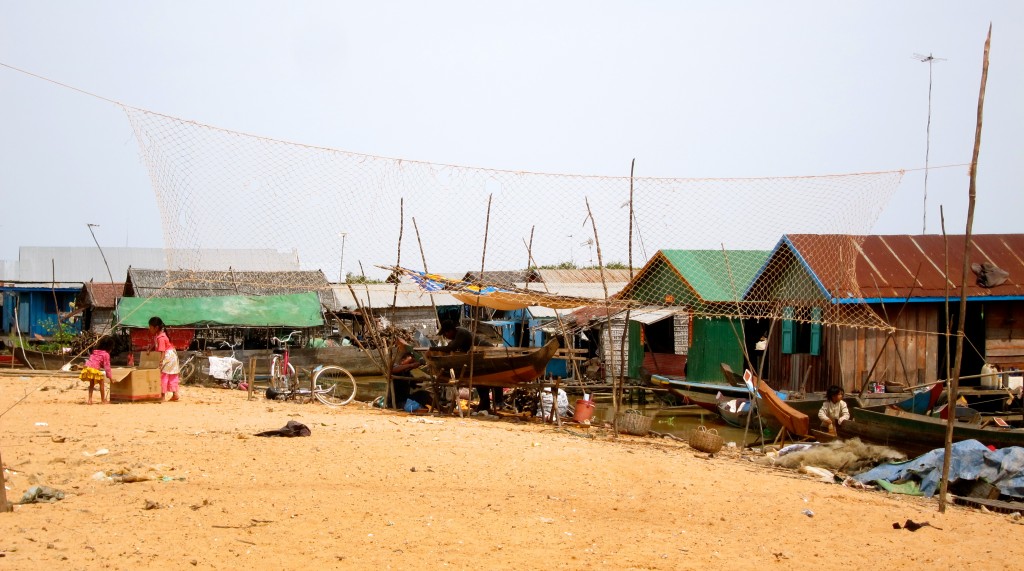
[312, 366, 357, 407]
[180, 360, 197, 384]
[269, 358, 296, 390]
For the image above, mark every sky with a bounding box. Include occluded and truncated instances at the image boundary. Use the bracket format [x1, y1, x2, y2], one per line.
[1, 1, 1022, 278]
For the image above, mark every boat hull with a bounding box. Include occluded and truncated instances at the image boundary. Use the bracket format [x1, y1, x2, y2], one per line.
[424, 340, 559, 388]
[13, 347, 83, 370]
[839, 406, 1024, 457]
[649, 375, 752, 412]
[756, 379, 810, 437]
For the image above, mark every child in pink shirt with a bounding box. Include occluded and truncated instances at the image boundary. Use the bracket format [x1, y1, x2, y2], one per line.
[148, 316, 181, 402]
[80, 336, 114, 404]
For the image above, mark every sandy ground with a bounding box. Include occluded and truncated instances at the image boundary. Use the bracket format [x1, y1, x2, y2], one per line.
[0, 373, 1021, 571]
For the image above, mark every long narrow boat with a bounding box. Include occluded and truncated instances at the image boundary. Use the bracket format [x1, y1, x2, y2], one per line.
[756, 379, 810, 437]
[839, 406, 1024, 457]
[424, 340, 559, 387]
[894, 382, 945, 415]
[13, 346, 84, 370]
[649, 375, 753, 413]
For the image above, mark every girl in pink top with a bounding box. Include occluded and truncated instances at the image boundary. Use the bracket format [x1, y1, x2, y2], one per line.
[148, 316, 181, 402]
[80, 336, 114, 404]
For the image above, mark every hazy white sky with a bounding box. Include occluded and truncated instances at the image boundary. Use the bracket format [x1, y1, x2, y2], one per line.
[1, 1, 1021, 272]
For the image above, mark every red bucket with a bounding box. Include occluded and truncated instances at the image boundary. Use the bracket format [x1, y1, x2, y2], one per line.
[573, 399, 596, 423]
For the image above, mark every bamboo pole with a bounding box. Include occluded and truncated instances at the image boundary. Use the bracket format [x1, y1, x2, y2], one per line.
[467, 194, 494, 412]
[0, 447, 12, 512]
[584, 198, 615, 432]
[940, 24, 990, 514]
[412, 217, 441, 333]
[385, 198, 406, 409]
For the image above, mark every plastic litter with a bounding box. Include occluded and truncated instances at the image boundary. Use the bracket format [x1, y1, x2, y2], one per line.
[19, 485, 65, 504]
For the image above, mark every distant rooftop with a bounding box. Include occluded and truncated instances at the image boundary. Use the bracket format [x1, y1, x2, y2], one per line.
[0, 246, 302, 285]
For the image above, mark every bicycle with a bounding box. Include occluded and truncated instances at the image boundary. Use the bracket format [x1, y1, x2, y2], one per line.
[178, 351, 204, 384]
[266, 331, 357, 406]
[178, 349, 245, 387]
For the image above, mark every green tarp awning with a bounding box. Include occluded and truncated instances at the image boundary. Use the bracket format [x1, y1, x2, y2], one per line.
[115, 292, 324, 328]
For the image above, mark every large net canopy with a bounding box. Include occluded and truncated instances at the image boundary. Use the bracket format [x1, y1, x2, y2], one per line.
[123, 106, 904, 329]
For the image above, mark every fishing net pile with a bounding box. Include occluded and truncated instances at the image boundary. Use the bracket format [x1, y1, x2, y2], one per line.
[122, 105, 904, 329]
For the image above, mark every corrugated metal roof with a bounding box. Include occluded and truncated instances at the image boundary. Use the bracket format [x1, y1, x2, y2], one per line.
[785, 234, 1024, 300]
[645, 249, 770, 302]
[627, 307, 678, 324]
[533, 269, 636, 284]
[332, 283, 461, 309]
[517, 282, 629, 298]
[1, 247, 301, 283]
[527, 306, 579, 318]
[462, 270, 540, 285]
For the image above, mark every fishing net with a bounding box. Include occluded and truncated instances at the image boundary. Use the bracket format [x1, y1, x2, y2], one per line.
[122, 105, 903, 329]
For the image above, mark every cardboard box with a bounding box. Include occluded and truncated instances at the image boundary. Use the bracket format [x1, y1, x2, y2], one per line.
[110, 368, 163, 402]
[139, 351, 164, 369]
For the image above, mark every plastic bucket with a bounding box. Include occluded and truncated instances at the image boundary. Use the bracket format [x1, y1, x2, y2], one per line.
[574, 399, 596, 423]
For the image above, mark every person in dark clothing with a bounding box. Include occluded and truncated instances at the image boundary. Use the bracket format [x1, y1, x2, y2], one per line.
[433, 320, 476, 353]
[433, 320, 503, 413]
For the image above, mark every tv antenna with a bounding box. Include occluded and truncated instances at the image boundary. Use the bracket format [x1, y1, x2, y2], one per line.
[579, 238, 595, 266]
[913, 52, 946, 234]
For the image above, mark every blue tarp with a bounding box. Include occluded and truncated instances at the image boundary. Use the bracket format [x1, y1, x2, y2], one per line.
[854, 439, 1024, 498]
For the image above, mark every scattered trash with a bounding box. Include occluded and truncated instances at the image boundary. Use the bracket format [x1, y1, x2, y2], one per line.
[82, 448, 109, 457]
[539, 517, 554, 524]
[111, 473, 155, 483]
[801, 509, 814, 517]
[90, 471, 108, 481]
[51, 435, 66, 443]
[407, 417, 443, 424]
[143, 499, 164, 510]
[34, 422, 48, 427]
[800, 465, 836, 484]
[255, 420, 311, 437]
[19, 485, 65, 504]
[892, 519, 941, 531]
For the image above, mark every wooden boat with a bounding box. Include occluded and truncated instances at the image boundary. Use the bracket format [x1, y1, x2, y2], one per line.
[424, 340, 559, 387]
[755, 379, 810, 437]
[839, 406, 1024, 457]
[895, 382, 945, 415]
[649, 375, 753, 413]
[12, 346, 84, 370]
[716, 398, 751, 428]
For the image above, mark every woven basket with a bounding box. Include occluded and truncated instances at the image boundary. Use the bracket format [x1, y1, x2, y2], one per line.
[689, 425, 724, 454]
[615, 410, 653, 436]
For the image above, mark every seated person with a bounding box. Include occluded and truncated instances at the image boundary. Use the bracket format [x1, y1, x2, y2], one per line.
[818, 385, 850, 431]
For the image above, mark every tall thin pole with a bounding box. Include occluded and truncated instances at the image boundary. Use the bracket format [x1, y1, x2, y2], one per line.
[939, 25, 990, 513]
[338, 232, 347, 283]
[915, 52, 945, 233]
[0, 447, 12, 512]
[86, 223, 116, 286]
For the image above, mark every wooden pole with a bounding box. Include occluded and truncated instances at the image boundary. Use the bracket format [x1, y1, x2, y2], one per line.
[584, 198, 615, 432]
[467, 194, 494, 411]
[412, 217, 441, 333]
[940, 24, 990, 513]
[385, 198, 405, 409]
[0, 447, 12, 512]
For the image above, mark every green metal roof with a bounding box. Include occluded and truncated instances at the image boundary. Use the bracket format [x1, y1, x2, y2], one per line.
[658, 250, 770, 302]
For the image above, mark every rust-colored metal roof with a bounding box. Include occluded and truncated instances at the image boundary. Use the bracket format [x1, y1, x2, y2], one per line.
[786, 234, 1024, 301]
[78, 282, 125, 309]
